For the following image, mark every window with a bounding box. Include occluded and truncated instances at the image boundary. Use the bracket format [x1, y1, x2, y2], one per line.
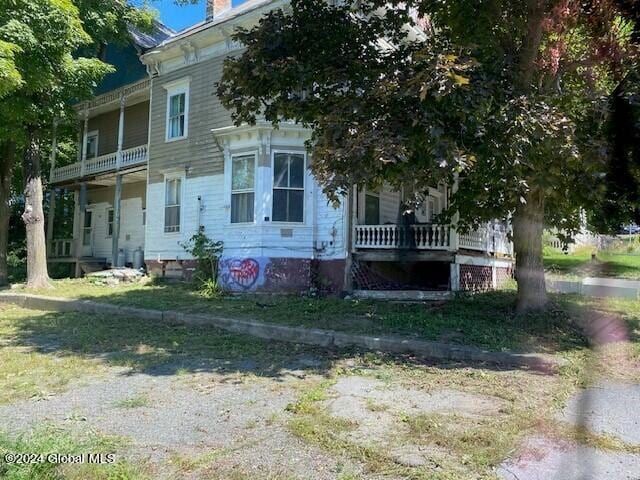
[164, 178, 181, 233]
[231, 154, 255, 223]
[107, 209, 114, 237]
[86, 131, 98, 159]
[83, 211, 93, 246]
[364, 193, 380, 225]
[164, 79, 189, 141]
[272, 153, 305, 223]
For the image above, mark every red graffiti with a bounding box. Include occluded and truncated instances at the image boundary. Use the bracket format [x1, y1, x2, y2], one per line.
[228, 258, 260, 289]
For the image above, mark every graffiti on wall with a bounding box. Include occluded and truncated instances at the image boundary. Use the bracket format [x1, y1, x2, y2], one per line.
[219, 258, 263, 290]
[218, 257, 312, 292]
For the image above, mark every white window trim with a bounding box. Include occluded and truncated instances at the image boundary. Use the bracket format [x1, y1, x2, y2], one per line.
[163, 78, 190, 143]
[86, 130, 99, 159]
[163, 173, 184, 235]
[229, 151, 258, 225]
[271, 150, 307, 225]
[106, 208, 114, 238]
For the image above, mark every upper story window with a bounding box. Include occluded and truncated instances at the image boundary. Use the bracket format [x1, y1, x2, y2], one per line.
[273, 152, 305, 223]
[86, 131, 98, 159]
[164, 177, 181, 233]
[164, 78, 190, 142]
[231, 154, 256, 224]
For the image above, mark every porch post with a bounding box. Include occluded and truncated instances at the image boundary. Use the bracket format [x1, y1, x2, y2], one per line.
[449, 173, 460, 251]
[46, 122, 58, 255]
[75, 183, 87, 277]
[450, 262, 461, 291]
[111, 174, 123, 267]
[80, 105, 89, 177]
[343, 185, 356, 292]
[116, 93, 125, 170]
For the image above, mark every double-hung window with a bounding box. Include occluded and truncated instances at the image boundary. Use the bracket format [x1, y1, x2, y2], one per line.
[231, 154, 255, 223]
[164, 79, 189, 141]
[107, 209, 114, 237]
[273, 152, 305, 223]
[164, 178, 181, 233]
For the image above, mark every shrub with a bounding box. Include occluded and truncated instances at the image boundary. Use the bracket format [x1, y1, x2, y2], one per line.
[180, 229, 224, 295]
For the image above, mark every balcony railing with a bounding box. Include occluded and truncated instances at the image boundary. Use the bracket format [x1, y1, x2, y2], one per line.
[354, 224, 451, 250]
[51, 144, 148, 183]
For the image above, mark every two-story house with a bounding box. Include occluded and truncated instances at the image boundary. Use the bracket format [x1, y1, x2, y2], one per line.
[47, 0, 514, 297]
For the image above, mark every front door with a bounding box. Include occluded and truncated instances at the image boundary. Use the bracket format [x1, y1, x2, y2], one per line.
[82, 210, 93, 257]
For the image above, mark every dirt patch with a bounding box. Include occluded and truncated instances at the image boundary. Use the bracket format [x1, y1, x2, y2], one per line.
[323, 376, 506, 466]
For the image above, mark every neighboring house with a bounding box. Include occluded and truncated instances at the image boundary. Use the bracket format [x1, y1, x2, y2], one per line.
[47, 0, 513, 295]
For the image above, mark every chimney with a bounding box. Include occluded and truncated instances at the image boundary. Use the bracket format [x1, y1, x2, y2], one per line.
[206, 0, 232, 21]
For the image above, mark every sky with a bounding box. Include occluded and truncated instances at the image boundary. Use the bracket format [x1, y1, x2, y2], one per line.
[151, 0, 247, 32]
[152, 0, 206, 32]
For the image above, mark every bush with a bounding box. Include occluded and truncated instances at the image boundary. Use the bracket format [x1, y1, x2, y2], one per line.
[181, 229, 224, 296]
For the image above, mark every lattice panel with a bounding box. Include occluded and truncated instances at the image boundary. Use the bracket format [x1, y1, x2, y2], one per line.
[351, 261, 410, 291]
[460, 264, 492, 292]
[495, 266, 514, 289]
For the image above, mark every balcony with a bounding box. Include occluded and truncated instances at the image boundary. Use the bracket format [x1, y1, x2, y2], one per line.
[51, 144, 148, 184]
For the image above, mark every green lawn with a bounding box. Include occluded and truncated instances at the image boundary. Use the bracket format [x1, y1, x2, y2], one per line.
[1, 287, 639, 479]
[13, 278, 640, 357]
[544, 250, 640, 279]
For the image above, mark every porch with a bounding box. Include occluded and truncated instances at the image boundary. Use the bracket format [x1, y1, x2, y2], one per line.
[351, 185, 513, 257]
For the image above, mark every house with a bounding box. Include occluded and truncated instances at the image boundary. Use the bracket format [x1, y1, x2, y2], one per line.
[46, 0, 514, 296]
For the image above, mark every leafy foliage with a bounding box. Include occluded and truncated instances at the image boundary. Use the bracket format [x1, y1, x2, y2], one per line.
[181, 229, 224, 293]
[218, 0, 637, 236]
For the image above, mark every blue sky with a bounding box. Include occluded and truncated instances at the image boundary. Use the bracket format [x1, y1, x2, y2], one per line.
[151, 0, 247, 32]
[152, 0, 205, 31]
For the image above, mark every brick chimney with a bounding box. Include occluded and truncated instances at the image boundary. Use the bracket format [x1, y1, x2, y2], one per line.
[206, 0, 232, 21]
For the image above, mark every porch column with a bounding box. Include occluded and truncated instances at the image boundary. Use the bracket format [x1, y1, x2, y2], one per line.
[116, 93, 125, 170]
[46, 122, 58, 255]
[343, 185, 357, 292]
[111, 174, 123, 267]
[450, 263, 461, 291]
[80, 105, 89, 177]
[449, 173, 460, 251]
[75, 183, 87, 277]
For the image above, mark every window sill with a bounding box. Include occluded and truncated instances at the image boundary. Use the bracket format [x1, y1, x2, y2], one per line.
[165, 136, 188, 144]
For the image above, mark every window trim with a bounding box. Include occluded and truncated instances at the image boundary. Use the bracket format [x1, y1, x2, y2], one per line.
[86, 130, 99, 159]
[230, 151, 257, 225]
[271, 150, 306, 225]
[163, 174, 184, 234]
[163, 78, 190, 142]
[106, 208, 114, 238]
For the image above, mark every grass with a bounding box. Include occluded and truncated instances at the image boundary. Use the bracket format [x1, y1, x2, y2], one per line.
[1, 286, 639, 479]
[0, 427, 149, 480]
[15, 278, 628, 354]
[544, 248, 640, 279]
[113, 395, 150, 409]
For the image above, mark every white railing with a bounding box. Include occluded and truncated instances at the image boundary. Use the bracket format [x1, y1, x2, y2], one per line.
[459, 223, 513, 256]
[50, 239, 73, 258]
[122, 144, 148, 168]
[354, 224, 451, 250]
[85, 152, 117, 175]
[50, 144, 148, 183]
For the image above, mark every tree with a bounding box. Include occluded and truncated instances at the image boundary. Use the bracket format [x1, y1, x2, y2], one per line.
[217, 0, 638, 312]
[0, 0, 154, 288]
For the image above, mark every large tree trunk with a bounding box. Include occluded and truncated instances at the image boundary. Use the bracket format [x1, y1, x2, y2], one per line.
[512, 188, 547, 313]
[0, 142, 16, 286]
[22, 128, 52, 289]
